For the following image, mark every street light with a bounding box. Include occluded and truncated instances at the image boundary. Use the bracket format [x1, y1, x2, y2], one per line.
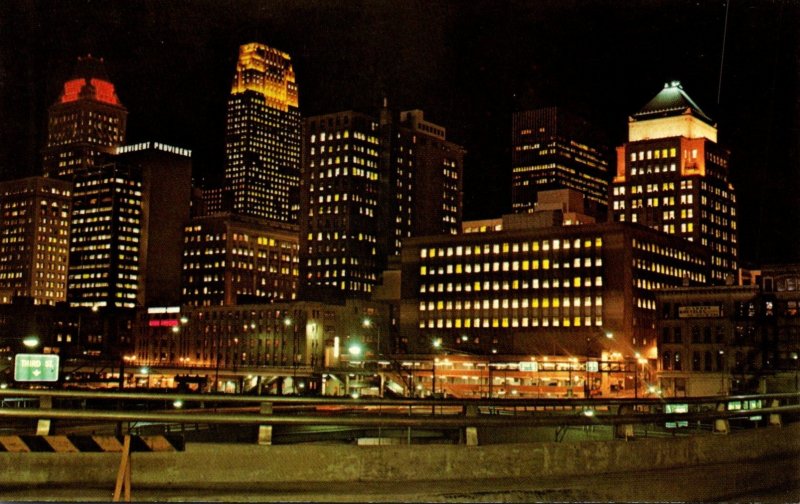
[348, 343, 363, 359]
[282, 316, 292, 367]
[22, 336, 40, 349]
[362, 317, 381, 356]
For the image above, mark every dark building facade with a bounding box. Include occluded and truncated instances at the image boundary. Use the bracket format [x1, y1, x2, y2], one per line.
[43, 56, 127, 180]
[656, 285, 760, 396]
[609, 81, 737, 284]
[656, 265, 800, 396]
[223, 43, 301, 223]
[511, 107, 609, 219]
[117, 142, 193, 307]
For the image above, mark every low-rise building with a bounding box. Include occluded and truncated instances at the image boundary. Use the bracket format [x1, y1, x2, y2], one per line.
[656, 264, 800, 396]
[401, 215, 709, 363]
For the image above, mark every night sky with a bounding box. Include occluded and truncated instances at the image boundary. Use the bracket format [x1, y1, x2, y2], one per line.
[1, 0, 797, 265]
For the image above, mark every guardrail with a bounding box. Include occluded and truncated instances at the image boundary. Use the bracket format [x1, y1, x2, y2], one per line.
[1, 389, 798, 445]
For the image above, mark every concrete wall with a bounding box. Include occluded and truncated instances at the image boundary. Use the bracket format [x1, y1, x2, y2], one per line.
[3, 423, 799, 489]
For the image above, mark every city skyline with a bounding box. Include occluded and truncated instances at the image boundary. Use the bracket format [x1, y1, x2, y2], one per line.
[0, 0, 798, 266]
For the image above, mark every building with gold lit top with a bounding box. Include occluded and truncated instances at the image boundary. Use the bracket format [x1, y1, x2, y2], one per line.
[224, 43, 301, 223]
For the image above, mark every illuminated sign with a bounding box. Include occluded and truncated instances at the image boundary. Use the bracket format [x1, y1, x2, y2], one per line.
[148, 319, 179, 327]
[678, 305, 721, 318]
[518, 361, 538, 372]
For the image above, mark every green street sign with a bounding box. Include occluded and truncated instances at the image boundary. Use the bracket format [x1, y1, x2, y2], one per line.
[14, 354, 60, 382]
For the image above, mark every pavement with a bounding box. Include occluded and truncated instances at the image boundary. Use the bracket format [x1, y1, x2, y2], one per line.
[2, 457, 799, 503]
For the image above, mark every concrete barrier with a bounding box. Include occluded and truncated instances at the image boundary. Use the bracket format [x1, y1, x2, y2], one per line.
[2, 423, 799, 488]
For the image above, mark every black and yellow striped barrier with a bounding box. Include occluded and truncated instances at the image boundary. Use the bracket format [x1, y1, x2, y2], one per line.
[0, 434, 184, 453]
[0, 434, 184, 502]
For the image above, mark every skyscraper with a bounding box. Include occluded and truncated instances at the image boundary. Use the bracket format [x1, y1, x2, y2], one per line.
[301, 111, 383, 301]
[609, 81, 737, 283]
[300, 106, 464, 301]
[117, 142, 193, 306]
[68, 164, 142, 309]
[224, 43, 301, 223]
[43, 55, 127, 179]
[0, 177, 72, 305]
[390, 110, 464, 250]
[511, 107, 609, 218]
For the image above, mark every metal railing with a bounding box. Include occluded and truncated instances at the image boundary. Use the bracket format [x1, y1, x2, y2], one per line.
[1, 389, 798, 445]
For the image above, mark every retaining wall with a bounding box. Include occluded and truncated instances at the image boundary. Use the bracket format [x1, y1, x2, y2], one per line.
[2, 423, 798, 488]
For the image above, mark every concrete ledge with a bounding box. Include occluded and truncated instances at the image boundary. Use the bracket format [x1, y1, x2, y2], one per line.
[2, 423, 798, 488]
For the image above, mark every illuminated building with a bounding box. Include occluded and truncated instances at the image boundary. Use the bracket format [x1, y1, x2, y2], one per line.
[67, 164, 142, 309]
[300, 106, 464, 301]
[134, 300, 388, 392]
[43, 55, 127, 179]
[400, 215, 709, 360]
[512, 107, 609, 218]
[301, 111, 382, 301]
[180, 214, 299, 306]
[117, 142, 193, 306]
[223, 43, 301, 223]
[609, 81, 737, 284]
[0, 177, 72, 305]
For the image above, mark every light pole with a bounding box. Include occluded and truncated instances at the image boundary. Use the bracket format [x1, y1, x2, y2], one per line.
[432, 338, 441, 398]
[362, 317, 381, 357]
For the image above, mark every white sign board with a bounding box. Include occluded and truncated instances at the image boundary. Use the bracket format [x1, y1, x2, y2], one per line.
[678, 305, 722, 318]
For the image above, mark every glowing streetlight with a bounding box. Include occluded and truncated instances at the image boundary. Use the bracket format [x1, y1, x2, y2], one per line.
[22, 336, 40, 349]
[348, 343, 363, 358]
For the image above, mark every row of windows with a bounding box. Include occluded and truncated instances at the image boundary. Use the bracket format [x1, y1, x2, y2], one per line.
[420, 238, 603, 259]
[420, 316, 604, 329]
[422, 296, 603, 310]
[421, 258, 602, 276]
[630, 148, 678, 161]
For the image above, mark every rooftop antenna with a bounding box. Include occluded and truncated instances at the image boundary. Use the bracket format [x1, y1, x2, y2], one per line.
[717, 0, 731, 105]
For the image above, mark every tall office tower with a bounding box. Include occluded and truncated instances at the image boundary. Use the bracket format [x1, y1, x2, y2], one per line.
[0, 177, 72, 305]
[609, 81, 737, 283]
[301, 111, 384, 301]
[43, 55, 127, 179]
[511, 107, 609, 218]
[68, 164, 142, 309]
[181, 214, 299, 307]
[117, 142, 193, 306]
[300, 107, 464, 301]
[224, 43, 301, 222]
[391, 110, 464, 250]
